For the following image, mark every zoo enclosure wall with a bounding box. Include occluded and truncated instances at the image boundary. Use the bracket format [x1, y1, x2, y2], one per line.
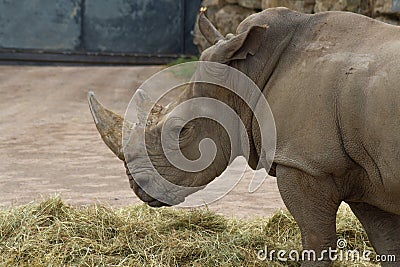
[0, 0, 201, 65]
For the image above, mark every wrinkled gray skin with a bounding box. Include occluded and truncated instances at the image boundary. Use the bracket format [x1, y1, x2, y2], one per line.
[90, 8, 400, 266]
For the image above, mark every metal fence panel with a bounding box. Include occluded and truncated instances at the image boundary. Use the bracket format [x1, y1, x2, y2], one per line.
[0, 0, 200, 63]
[0, 0, 82, 50]
[84, 0, 184, 54]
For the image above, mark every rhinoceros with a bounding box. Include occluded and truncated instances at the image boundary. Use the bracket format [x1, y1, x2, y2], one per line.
[88, 7, 400, 266]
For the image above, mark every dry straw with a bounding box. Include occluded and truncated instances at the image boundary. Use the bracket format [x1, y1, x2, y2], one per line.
[0, 197, 376, 266]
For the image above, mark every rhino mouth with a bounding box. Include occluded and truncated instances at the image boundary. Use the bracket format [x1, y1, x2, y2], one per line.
[135, 186, 169, 208]
[125, 164, 171, 208]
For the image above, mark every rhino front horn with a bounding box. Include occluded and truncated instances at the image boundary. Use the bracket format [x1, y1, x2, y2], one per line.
[87, 91, 130, 161]
[198, 12, 224, 45]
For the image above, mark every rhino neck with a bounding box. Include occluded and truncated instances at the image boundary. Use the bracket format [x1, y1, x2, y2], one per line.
[228, 15, 309, 169]
[231, 89, 263, 169]
[193, 84, 259, 167]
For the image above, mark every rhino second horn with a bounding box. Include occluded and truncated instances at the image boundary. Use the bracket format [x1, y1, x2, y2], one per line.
[198, 12, 224, 45]
[133, 89, 154, 123]
[87, 91, 128, 161]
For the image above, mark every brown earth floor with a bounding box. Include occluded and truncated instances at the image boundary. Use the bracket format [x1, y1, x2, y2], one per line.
[0, 66, 284, 218]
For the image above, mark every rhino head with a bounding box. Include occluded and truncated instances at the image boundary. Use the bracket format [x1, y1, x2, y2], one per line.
[88, 85, 236, 207]
[88, 10, 285, 207]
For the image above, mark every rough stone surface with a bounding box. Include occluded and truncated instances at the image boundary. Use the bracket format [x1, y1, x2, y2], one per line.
[375, 15, 400, 25]
[238, 0, 262, 9]
[375, 0, 400, 15]
[202, 5, 221, 22]
[0, 0, 81, 50]
[215, 5, 257, 35]
[314, 0, 370, 14]
[202, 0, 226, 7]
[262, 0, 315, 13]
[225, 0, 239, 3]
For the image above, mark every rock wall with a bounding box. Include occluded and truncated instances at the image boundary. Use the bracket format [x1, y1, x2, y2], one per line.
[193, 0, 400, 51]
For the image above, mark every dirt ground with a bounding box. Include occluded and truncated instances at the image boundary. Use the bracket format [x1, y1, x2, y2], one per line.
[0, 66, 284, 218]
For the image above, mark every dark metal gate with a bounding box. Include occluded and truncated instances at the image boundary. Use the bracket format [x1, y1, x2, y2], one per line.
[0, 0, 201, 64]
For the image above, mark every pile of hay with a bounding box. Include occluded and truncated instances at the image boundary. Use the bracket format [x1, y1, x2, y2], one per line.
[0, 197, 376, 266]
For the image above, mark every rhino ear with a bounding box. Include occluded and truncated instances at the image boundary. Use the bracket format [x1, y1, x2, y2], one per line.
[198, 12, 224, 45]
[221, 24, 268, 62]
